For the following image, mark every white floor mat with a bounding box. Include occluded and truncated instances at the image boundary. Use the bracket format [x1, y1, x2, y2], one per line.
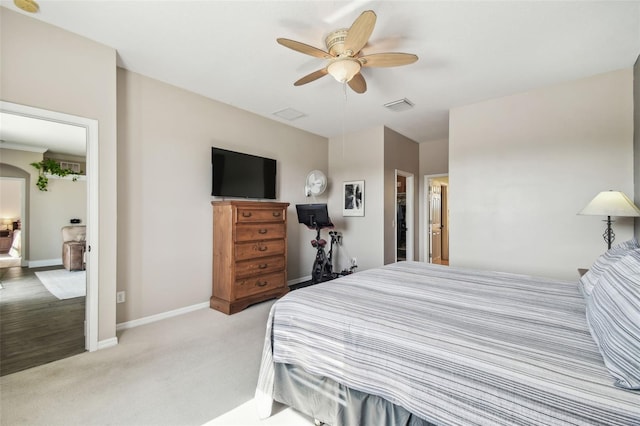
[35, 269, 86, 299]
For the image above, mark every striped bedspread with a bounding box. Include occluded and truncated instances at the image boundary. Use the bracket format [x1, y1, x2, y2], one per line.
[255, 261, 640, 425]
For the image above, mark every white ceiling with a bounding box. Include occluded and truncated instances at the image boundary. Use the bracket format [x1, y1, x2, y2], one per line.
[1, 0, 639, 149]
[0, 112, 87, 156]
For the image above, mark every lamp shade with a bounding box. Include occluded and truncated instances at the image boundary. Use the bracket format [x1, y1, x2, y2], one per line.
[579, 191, 640, 217]
[327, 58, 361, 83]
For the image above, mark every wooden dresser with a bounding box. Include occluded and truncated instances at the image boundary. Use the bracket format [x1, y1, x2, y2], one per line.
[210, 200, 290, 314]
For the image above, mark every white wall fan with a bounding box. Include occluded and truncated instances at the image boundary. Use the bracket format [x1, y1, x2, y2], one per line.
[305, 170, 327, 196]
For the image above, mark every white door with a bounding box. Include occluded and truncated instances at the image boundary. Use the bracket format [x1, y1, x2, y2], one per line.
[429, 182, 442, 264]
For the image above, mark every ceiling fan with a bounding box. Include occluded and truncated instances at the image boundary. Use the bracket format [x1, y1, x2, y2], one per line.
[277, 10, 418, 94]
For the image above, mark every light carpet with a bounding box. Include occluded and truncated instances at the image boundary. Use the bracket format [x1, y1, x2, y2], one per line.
[35, 269, 86, 299]
[1, 302, 275, 425]
[204, 399, 314, 425]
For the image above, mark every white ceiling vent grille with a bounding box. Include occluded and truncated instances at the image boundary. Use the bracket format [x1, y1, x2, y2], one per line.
[273, 108, 306, 121]
[384, 98, 414, 112]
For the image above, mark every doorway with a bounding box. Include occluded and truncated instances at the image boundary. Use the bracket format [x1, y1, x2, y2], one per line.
[425, 175, 449, 265]
[395, 170, 414, 262]
[0, 176, 26, 268]
[0, 101, 99, 355]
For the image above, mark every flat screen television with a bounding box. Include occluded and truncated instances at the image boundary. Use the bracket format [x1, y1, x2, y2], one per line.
[211, 147, 277, 199]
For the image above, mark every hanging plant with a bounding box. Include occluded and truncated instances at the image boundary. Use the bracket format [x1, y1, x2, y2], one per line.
[30, 158, 81, 191]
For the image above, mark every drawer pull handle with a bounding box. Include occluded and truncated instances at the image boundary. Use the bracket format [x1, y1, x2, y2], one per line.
[258, 229, 268, 234]
[258, 245, 268, 252]
[272, 212, 281, 217]
[242, 212, 252, 218]
[258, 264, 268, 269]
[257, 281, 268, 287]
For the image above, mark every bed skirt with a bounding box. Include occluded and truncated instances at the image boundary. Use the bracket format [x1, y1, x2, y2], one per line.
[272, 363, 434, 426]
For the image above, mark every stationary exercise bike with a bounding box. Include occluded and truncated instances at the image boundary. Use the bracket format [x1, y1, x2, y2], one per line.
[310, 228, 342, 283]
[296, 204, 340, 283]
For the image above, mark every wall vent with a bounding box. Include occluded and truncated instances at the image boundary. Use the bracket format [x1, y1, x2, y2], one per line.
[60, 161, 81, 173]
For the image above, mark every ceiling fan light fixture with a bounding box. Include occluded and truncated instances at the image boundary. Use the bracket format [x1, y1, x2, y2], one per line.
[278, 10, 416, 94]
[14, 0, 39, 13]
[327, 58, 361, 83]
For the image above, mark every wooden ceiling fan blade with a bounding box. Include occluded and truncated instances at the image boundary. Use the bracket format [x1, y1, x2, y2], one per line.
[360, 52, 418, 68]
[277, 38, 332, 59]
[344, 10, 376, 55]
[348, 73, 367, 94]
[294, 68, 329, 86]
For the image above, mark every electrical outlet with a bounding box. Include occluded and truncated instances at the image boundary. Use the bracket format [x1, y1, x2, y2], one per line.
[116, 291, 126, 304]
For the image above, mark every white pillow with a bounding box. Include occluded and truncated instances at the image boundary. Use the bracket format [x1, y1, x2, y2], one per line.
[586, 248, 640, 389]
[579, 238, 639, 297]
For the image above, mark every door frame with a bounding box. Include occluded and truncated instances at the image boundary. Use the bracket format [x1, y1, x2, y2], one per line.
[0, 101, 99, 352]
[424, 173, 448, 264]
[395, 170, 414, 262]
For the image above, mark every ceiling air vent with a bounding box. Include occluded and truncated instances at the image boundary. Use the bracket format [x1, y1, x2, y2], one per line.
[273, 108, 306, 121]
[384, 98, 414, 112]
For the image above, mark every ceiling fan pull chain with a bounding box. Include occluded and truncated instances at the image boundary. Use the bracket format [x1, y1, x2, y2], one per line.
[341, 81, 348, 159]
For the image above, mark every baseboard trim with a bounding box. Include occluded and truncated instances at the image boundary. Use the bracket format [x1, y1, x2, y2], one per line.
[29, 258, 62, 268]
[288, 275, 311, 286]
[115, 279, 309, 333]
[116, 302, 210, 331]
[97, 337, 118, 350]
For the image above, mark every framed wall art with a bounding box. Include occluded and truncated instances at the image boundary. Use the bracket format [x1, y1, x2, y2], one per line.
[343, 180, 365, 216]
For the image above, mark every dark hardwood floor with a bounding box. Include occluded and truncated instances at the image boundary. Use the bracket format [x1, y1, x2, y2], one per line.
[0, 265, 85, 376]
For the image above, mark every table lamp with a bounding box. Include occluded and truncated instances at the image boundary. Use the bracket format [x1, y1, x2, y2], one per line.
[579, 190, 640, 249]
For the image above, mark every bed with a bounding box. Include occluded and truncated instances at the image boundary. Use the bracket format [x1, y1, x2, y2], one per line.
[255, 257, 640, 425]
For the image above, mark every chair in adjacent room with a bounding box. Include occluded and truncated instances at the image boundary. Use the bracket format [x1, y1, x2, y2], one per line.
[62, 225, 86, 271]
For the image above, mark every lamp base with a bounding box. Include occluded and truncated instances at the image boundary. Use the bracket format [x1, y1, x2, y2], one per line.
[602, 216, 614, 250]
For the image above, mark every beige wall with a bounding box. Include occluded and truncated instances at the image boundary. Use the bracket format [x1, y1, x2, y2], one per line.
[1, 7, 118, 342]
[117, 69, 327, 322]
[31, 177, 86, 262]
[383, 127, 419, 264]
[328, 126, 385, 272]
[327, 126, 420, 271]
[450, 69, 634, 280]
[419, 138, 449, 176]
[0, 176, 21, 218]
[418, 139, 449, 261]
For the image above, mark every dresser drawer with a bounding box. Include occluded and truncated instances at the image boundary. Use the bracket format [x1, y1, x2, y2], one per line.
[236, 207, 285, 223]
[235, 239, 285, 261]
[235, 271, 285, 299]
[235, 223, 285, 242]
[235, 255, 285, 279]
